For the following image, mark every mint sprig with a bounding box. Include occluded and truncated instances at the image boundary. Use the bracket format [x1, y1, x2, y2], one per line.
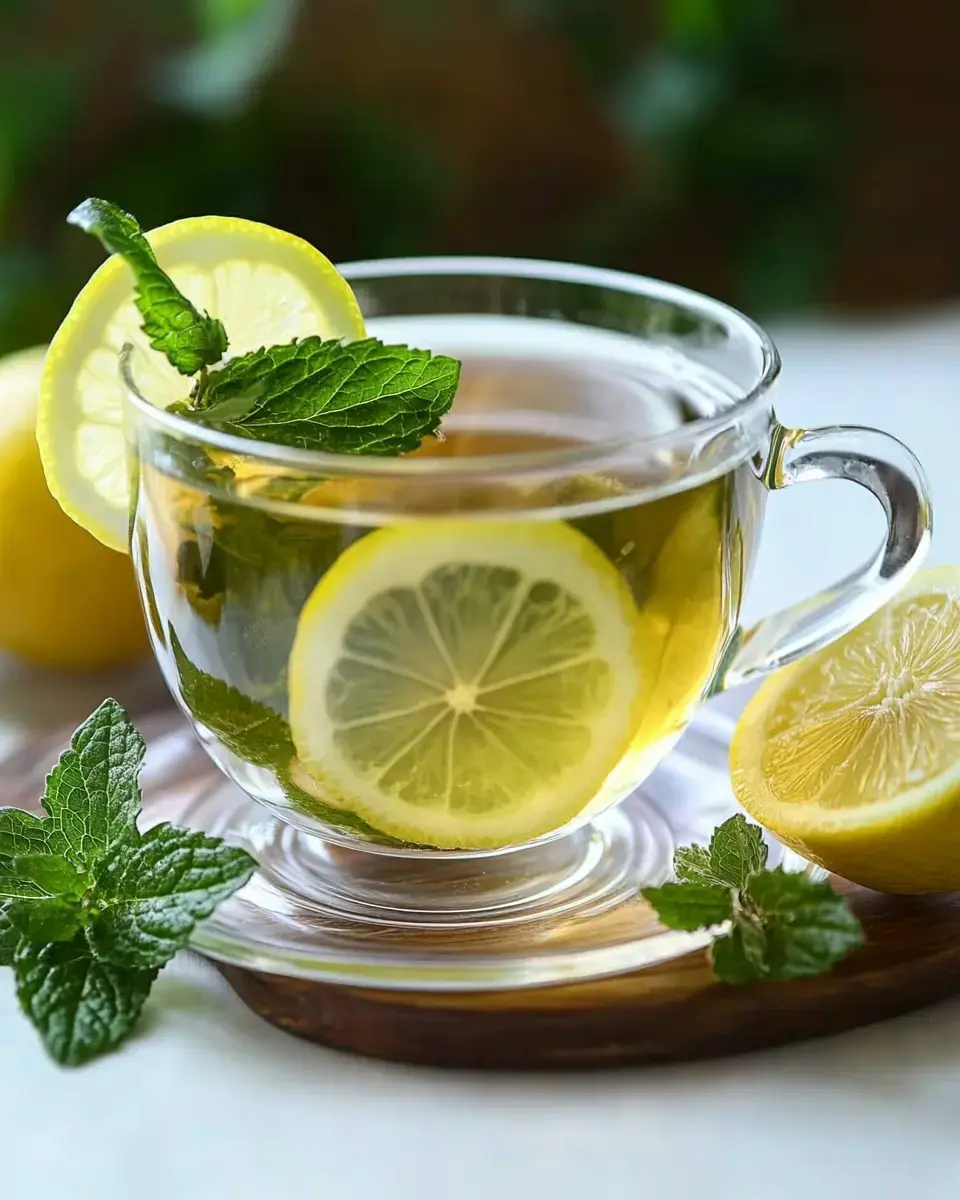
[68, 199, 228, 376]
[642, 815, 865, 984]
[0, 700, 255, 1065]
[70, 197, 461, 454]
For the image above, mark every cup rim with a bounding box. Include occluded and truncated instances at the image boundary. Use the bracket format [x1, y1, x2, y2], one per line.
[122, 254, 781, 479]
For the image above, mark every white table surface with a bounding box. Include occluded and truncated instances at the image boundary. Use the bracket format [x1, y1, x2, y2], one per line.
[2, 311, 959, 1198]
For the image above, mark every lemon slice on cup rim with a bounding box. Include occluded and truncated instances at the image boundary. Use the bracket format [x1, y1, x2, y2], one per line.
[289, 519, 656, 850]
[37, 216, 366, 552]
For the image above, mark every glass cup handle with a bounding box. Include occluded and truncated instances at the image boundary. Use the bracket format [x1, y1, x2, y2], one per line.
[722, 422, 933, 688]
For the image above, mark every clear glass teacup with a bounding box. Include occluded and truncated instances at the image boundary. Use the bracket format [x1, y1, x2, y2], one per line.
[125, 258, 930, 869]
[122, 259, 933, 983]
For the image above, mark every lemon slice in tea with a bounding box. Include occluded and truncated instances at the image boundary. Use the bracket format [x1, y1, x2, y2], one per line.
[731, 566, 960, 893]
[289, 520, 654, 849]
[38, 216, 366, 551]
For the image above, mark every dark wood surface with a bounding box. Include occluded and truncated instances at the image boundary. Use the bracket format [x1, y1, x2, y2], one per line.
[215, 881, 960, 1069]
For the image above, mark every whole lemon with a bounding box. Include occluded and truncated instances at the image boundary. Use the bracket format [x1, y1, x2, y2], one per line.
[0, 345, 148, 670]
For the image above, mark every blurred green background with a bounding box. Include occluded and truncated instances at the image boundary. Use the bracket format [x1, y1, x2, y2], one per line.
[1, 0, 957, 358]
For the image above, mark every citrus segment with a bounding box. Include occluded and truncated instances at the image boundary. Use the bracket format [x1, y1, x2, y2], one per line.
[38, 216, 366, 552]
[731, 567, 960, 892]
[289, 521, 652, 848]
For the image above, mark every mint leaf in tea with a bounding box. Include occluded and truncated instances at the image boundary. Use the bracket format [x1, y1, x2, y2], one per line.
[69, 197, 461, 455]
[180, 336, 461, 454]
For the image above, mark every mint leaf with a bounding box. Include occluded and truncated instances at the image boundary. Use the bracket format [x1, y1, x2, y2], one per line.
[0, 904, 19, 967]
[171, 630, 379, 837]
[676, 816, 763, 892]
[708, 815, 768, 889]
[711, 923, 767, 985]
[182, 335, 460, 455]
[673, 844, 718, 887]
[14, 936, 157, 1066]
[4, 702, 258, 1065]
[13, 852, 87, 897]
[0, 808, 53, 858]
[640, 882, 732, 931]
[171, 629, 293, 768]
[643, 816, 863, 985]
[40, 698, 144, 871]
[88, 823, 255, 969]
[741, 868, 865, 981]
[674, 817, 767, 889]
[68, 198, 228, 376]
[7, 897, 82, 944]
[0, 871, 49, 900]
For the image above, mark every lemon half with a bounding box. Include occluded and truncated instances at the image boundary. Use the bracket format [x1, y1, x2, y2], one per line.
[731, 567, 960, 892]
[289, 520, 653, 849]
[0, 346, 147, 670]
[38, 216, 366, 551]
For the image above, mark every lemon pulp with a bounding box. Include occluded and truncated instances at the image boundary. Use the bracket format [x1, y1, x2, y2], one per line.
[39, 216, 366, 551]
[289, 520, 653, 849]
[731, 567, 960, 892]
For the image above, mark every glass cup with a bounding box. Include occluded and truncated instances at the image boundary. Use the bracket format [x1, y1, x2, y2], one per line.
[122, 258, 931, 984]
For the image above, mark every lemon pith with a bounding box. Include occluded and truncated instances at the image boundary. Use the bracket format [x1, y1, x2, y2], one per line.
[38, 216, 366, 552]
[731, 566, 960, 893]
[289, 520, 652, 849]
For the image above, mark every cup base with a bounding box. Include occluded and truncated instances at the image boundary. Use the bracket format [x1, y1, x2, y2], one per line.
[186, 691, 809, 991]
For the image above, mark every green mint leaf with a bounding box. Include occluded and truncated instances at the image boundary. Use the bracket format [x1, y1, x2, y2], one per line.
[88, 823, 255, 970]
[13, 852, 88, 897]
[708, 815, 768, 889]
[14, 935, 157, 1066]
[742, 868, 865, 982]
[40, 699, 145, 871]
[7, 897, 82, 944]
[640, 881, 733, 931]
[171, 630, 380, 838]
[67, 198, 228, 376]
[0, 903, 20, 966]
[171, 629, 293, 769]
[647, 816, 862, 985]
[673, 818, 767, 889]
[673, 844, 719, 887]
[0, 872, 48, 900]
[183, 335, 460, 455]
[0, 807, 54, 858]
[711, 923, 769, 985]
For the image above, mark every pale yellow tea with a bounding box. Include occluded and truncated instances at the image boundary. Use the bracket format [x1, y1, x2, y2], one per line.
[135, 345, 765, 850]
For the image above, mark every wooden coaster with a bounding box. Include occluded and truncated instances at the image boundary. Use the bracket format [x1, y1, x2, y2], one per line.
[214, 881, 960, 1069]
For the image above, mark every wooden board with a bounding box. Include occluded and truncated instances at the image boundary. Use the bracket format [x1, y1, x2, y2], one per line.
[215, 882, 960, 1069]
[6, 708, 958, 1070]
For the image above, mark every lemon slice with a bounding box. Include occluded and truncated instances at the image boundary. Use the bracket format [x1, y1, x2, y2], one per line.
[38, 216, 366, 551]
[289, 520, 653, 849]
[731, 566, 960, 893]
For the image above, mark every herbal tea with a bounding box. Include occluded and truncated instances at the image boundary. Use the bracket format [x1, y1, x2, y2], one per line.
[134, 333, 765, 850]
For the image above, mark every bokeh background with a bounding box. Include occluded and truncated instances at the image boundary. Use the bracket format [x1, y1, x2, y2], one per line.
[2, 0, 958, 362]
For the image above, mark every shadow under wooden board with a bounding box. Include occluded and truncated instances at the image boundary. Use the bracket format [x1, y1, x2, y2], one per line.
[215, 883, 960, 1070]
